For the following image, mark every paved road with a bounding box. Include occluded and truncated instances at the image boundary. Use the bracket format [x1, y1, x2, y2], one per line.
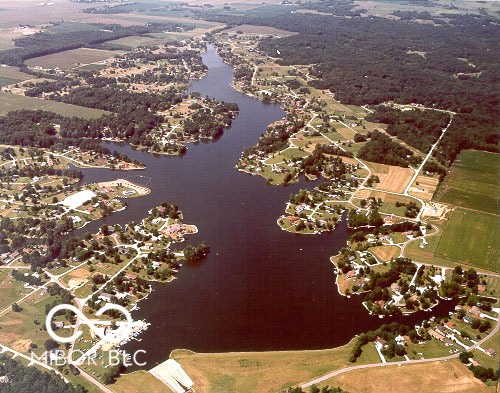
[300, 311, 499, 388]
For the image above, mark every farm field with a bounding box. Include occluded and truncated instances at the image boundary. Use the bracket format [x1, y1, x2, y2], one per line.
[317, 359, 492, 393]
[0, 65, 33, 87]
[0, 92, 108, 118]
[364, 161, 414, 193]
[434, 150, 500, 215]
[435, 208, 499, 273]
[223, 24, 296, 36]
[25, 48, 123, 70]
[369, 245, 400, 262]
[408, 174, 439, 202]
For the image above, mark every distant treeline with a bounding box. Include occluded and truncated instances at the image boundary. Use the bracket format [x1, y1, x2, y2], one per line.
[0, 23, 189, 67]
[357, 131, 421, 167]
[366, 106, 450, 153]
[200, 4, 500, 166]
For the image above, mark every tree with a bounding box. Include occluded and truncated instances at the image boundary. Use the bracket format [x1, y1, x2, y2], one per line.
[44, 339, 59, 351]
[11, 303, 21, 312]
[459, 351, 473, 363]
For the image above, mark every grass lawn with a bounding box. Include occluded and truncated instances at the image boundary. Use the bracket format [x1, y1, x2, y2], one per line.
[480, 275, 500, 297]
[342, 142, 365, 155]
[317, 359, 492, 393]
[357, 343, 381, 364]
[0, 290, 54, 352]
[434, 150, 500, 215]
[110, 370, 171, 393]
[435, 208, 499, 273]
[171, 339, 366, 393]
[0, 270, 32, 311]
[0, 75, 23, 87]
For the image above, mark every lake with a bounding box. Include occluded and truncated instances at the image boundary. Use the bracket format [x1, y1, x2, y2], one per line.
[76, 45, 453, 369]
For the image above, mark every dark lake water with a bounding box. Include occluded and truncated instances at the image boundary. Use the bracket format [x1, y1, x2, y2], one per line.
[75, 46, 454, 369]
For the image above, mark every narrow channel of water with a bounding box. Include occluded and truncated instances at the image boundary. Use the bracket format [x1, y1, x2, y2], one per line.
[75, 46, 454, 369]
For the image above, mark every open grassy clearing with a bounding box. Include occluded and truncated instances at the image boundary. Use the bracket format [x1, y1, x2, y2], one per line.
[435, 208, 499, 273]
[0, 91, 108, 118]
[0, 290, 54, 353]
[369, 245, 401, 262]
[0, 270, 33, 311]
[353, 189, 418, 216]
[25, 48, 123, 70]
[223, 24, 296, 36]
[110, 370, 170, 393]
[480, 275, 500, 297]
[434, 150, 500, 215]
[81, 13, 222, 29]
[317, 359, 492, 393]
[0, 65, 33, 87]
[364, 161, 414, 193]
[171, 339, 366, 393]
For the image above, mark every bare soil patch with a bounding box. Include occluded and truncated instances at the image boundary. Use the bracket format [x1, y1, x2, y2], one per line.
[408, 175, 439, 202]
[319, 359, 491, 393]
[365, 162, 414, 193]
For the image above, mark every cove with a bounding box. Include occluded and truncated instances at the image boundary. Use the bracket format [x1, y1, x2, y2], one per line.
[75, 45, 454, 370]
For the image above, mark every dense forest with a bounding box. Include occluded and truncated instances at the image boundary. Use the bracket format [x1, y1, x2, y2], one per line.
[200, 3, 499, 166]
[357, 131, 421, 167]
[366, 106, 450, 153]
[0, 354, 86, 393]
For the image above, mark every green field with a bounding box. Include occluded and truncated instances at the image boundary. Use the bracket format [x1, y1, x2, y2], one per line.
[434, 150, 500, 214]
[0, 92, 108, 119]
[0, 76, 22, 87]
[435, 208, 499, 273]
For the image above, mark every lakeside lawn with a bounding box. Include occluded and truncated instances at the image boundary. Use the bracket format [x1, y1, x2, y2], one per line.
[171, 339, 361, 393]
[110, 370, 170, 393]
[434, 150, 500, 215]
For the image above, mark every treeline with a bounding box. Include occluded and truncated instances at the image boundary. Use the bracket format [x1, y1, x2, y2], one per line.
[54, 86, 178, 142]
[286, 385, 346, 393]
[0, 354, 86, 393]
[366, 106, 450, 153]
[357, 131, 421, 167]
[0, 110, 140, 164]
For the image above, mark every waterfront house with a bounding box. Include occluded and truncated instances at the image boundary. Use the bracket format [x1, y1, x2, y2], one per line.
[428, 329, 445, 341]
[445, 321, 456, 330]
[463, 315, 474, 324]
[98, 293, 114, 302]
[469, 306, 481, 316]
